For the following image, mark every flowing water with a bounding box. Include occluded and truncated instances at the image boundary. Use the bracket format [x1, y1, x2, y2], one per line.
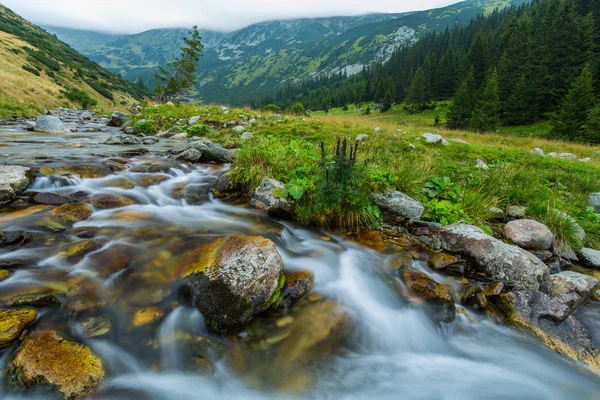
[0, 124, 600, 399]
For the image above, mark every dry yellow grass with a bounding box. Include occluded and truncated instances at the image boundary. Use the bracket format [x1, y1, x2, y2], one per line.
[0, 30, 137, 115]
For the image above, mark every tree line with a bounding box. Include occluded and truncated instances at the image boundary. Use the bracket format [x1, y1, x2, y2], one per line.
[258, 0, 600, 143]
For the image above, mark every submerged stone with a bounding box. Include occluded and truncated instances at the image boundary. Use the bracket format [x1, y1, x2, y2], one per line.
[0, 309, 37, 349]
[50, 204, 93, 224]
[90, 194, 135, 209]
[400, 269, 456, 322]
[10, 330, 105, 399]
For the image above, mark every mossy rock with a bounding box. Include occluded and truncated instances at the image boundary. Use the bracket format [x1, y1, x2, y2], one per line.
[281, 270, 315, 308]
[50, 204, 93, 224]
[7, 293, 61, 308]
[39, 165, 109, 179]
[9, 330, 104, 399]
[0, 309, 37, 349]
[137, 174, 171, 187]
[400, 269, 456, 323]
[0, 269, 10, 282]
[98, 177, 135, 189]
[58, 240, 101, 262]
[132, 307, 165, 328]
[180, 236, 284, 334]
[90, 194, 135, 209]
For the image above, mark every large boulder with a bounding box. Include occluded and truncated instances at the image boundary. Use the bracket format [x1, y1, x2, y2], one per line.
[589, 193, 600, 213]
[9, 330, 105, 399]
[180, 236, 284, 333]
[33, 116, 70, 133]
[249, 177, 293, 217]
[0, 165, 33, 206]
[105, 134, 142, 145]
[430, 223, 549, 291]
[549, 271, 599, 314]
[400, 269, 456, 322]
[0, 309, 37, 349]
[579, 248, 600, 269]
[504, 219, 554, 250]
[499, 290, 600, 373]
[176, 148, 203, 163]
[107, 112, 129, 127]
[371, 191, 424, 221]
[187, 141, 235, 164]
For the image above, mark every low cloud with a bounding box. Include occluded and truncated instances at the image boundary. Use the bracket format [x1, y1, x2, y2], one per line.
[4, 0, 457, 33]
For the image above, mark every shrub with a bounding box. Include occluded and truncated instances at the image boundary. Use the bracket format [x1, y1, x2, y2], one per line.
[290, 102, 306, 116]
[87, 81, 114, 100]
[188, 124, 211, 137]
[134, 120, 157, 135]
[64, 88, 98, 109]
[262, 104, 281, 113]
[22, 65, 40, 76]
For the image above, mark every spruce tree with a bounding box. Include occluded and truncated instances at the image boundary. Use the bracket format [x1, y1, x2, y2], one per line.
[405, 66, 430, 113]
[503, 74, 536, 125]
[446, 71, 476, 129]
[470, 69, 501, 132]
[381, 90, 392, 112]
[466, 32, 489, 88]
[550, 65, 596, 140]
[583, 103, 600, 143]
[155, 26, 204, 103]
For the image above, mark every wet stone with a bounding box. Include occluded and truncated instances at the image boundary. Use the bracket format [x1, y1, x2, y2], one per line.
[90, 194, 135, 209]
[50, 203, 93, 224]
[400, 269, 456, 323]
[7, 293, 61, 308]
[0, 308, 37, 349]
[281, 270, 315, 308]
[32, 192, 77, 205]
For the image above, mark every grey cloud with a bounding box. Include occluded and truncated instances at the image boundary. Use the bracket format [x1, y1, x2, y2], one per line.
[4, 0, 457, 33]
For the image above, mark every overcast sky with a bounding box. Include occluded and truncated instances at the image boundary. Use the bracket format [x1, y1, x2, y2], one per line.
[3, 0, 459, 34]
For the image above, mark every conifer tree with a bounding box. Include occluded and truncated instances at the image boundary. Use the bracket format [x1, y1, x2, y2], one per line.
[155, 26, 204, 103]
[405, 66, 430, 113]
[381, 90, 393, 112]
[583, 103, 600, 143]
[550, 65, 595, 140]
[466, 32, 489, 88]
[503, 74, 536, 125]
[446, 71, 476, 129]
[470, 69, 501, 132]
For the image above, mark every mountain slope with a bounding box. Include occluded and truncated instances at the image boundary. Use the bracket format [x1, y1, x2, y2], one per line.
[0, 3, 147, 117]
[50, 0, 526, 105]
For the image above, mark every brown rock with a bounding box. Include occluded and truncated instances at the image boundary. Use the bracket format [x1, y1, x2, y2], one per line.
[0, 309, 37, 348]
[281, 270, 315, 308]
[90, 194, 135, 209]
[400, 269, 456, 322]
[50, 204, 93, 224]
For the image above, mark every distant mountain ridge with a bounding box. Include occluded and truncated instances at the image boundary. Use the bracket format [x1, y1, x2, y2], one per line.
[45, 0, 525, 105]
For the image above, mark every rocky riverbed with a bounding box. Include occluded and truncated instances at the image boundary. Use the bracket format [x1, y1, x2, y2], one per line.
[0, 109, 599, 399]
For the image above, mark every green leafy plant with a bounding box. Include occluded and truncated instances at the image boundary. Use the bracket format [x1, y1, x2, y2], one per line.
[134, 120, 156, 135]
[188, 124, 211, 137]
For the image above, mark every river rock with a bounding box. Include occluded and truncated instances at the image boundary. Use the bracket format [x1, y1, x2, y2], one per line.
[0, 309, 37, 349]
[588, 193, 600, 213]
[10, 330, 104, 399]
[400, 269, 456, 322]
[549, 271, 599, 314]
[91, 194, 135, 209]
[141, 136, 159, 145]
[105, 134, 142, 145]
[33, 116, 70, 133]
[578, 248, 600, 269]
[108, 112, 129, 127]
[210, 172, 239, 198]
[249, 177, 293, 217]
[371, 191, 424, 221]
[50, 203, 93, 224]
[32, 192, 77, 205]
[180, 235, 284, 333]
[187, 141, 235, 164]
[499, 290, 600, 373]
[430, 223, 549, 291]
[281, 270, 315, 308]
[0, 165, 33, 206]
[80, 111, 93, 120]
[176, 148, 203, 163]
[422, 133, 448, 145]
[506, 205, 527, 220]
[86, 244, 133, 277]
[504, 219, 554, 250]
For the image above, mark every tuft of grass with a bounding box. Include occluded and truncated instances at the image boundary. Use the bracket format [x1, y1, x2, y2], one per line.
[526, 203, 585, 257]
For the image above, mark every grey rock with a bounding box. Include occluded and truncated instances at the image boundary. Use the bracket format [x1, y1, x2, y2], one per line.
[548, 152, 558, 158]
[371, 191, 424, 220]
[448, 139, 470, 145]
[32, 192, 76, 205]
[579, 248, 600, 269]
[0, 166, 32, 206]
[356, 134, 369, 142]
[588, 193, 600, 213]
[240, 132, 254, 140]
[475, 159, 489, 169]
[489, 207, 505, 220]
[528, 250, 554, 262]
[210, 172, 238, 198]
[141, 137, 159, 145]
[506, 205, 527, 220]
[249, 177, 293, 216]
[124, 127, 135, 135]
[430, 224, 549, 291]
[80, 111, 93, 120]
[559, 153, 577, 160]
[107, 112, 129, 127]
[500, 290, 600, 371]
[422, 133, 448, 145]
[188, 141, 235, 164]
[550, 271, 599, 314]
[171, 132, 188, 140]
[105, 134, 142, 145]
[176, 148, 203, 163]
[531, 148, 544, 155]
[232, 126, 245, 133]
[373, 127, 381, 132]
[188, 116, 201, 125]
[274, 114, 281, 119]
[579, 158, 592, 163]
[33, 116, 70, 134]
[504, 219, 554, 250]
[181, 235, 284, 333]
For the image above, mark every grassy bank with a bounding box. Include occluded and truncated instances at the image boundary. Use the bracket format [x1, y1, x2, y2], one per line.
[132, 103, 600, 250]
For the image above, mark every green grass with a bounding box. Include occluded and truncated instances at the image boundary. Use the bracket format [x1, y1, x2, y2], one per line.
[133, 103, 600, 243]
